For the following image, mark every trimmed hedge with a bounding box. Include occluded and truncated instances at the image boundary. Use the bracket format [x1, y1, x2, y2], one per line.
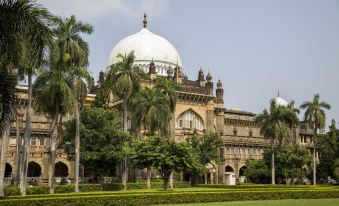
[4, 184, 101, 196]
[194, 184, 339, 190]
[4, 181, 190, 196]
[102, 181, 190, 191]
[1, 189, 339, 206]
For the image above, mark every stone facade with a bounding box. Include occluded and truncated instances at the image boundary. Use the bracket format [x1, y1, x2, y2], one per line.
[1, 67, 316, 185]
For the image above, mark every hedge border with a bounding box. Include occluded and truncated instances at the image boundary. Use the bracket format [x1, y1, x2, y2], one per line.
[1, 189, 339, 206]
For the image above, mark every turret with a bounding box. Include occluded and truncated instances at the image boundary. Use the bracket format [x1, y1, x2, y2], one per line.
[148, 59, 157, 80]
[197, 68, 205, 87]
[167, 65, 174, 80]
[216, 78, 224, 104]
[205, 72, 213, 95]
[174, 65, 183, 84]
[98, 71, 105, 88]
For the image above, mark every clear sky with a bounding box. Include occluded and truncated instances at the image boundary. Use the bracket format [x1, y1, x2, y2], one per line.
[39, 0, 339, 128]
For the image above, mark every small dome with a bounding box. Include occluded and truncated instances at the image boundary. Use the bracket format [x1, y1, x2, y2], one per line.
[274, 96, 288, 107]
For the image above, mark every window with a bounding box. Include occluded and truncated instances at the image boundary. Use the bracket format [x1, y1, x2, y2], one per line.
[39, 138, 45, 146]
[176, 110, 204, 130]
[30, 138, 37, 146]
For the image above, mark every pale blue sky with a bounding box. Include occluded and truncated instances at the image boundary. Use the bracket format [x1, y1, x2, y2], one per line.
[40, 0, 339, 128]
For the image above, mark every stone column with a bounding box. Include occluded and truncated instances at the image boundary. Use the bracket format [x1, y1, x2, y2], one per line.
[206, 100, 214, 132]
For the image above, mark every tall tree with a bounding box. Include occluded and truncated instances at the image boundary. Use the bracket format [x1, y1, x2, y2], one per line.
[300, 94, 330, 186]
[53, 15, 93, 193]
[0, 0, 53, 197]
[105, 51, 144, 190]
[132, 87, 171, 136]
[154, 78, 181, 136]
[61, 106, 130, 180]
[286, 101, 300, 145]
[33, 47, 75, 194]
[317, 119, 337, 182]
[131, 136, 198, 190]
[186, 132, 223, 184]
[130, 87, 171, 188]
[256, 100, 291, 185]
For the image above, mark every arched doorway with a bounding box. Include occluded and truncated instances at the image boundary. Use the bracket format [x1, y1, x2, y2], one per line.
[54, 161, 68, 177]
[27, 161, 42, 177]
[239, 166, 247, 183]
[5, 163, 12, 177]
[225, 165, 234, 173]
[225, 165, 235, 185]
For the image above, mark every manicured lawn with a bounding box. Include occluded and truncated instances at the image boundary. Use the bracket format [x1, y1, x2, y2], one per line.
[153, 198, 339, 206]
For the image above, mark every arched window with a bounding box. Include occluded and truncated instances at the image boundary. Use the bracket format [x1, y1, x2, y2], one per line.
[225, 165, 234, 173]
[176, 110, 204, 130]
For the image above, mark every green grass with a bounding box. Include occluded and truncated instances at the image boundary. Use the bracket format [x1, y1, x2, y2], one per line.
[153, 198, 339, 206]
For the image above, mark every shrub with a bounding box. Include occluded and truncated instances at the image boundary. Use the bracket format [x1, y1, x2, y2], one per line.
[1, 189, 339, 206]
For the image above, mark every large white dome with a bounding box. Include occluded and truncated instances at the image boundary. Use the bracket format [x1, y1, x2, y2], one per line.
[108, 27, 182, 76]
[274, 96, 288, 107]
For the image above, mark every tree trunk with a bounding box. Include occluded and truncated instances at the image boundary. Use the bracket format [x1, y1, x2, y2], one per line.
[163, 175, 169, 190]
[48, 114, 59, 194]
[271, 138, 275, 185]
[14, 112, 22, 186]
[169, 172, 173, 189]
[74, 104, 80, 192]
[313, 126, 317, 186]
[204, 172, 208, 184]
[20, 72, 32, 196]
[0, 126, 11, 198]
[122, 99, 128, 190]
[147, 168, 151, 189]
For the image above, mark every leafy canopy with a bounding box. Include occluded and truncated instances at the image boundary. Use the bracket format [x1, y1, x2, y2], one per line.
[61, 106, 131, 176]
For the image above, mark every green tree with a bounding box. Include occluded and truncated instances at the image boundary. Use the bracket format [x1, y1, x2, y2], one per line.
[300, 94, 331, 185]
[105, 51, 144, 190]
[244, 159, 270, 184]
[130, 136, 198, 190]
[132, 87, 171, 136]
[275, 145, 311, 184]
[154, 78, 181, 136]
[286, 101, 300, 145]
[33, 48, 75, 194]
[53, 15, 93, 193]
[186, 132, 223, 184]
[317, 119, 338, 182]
[0, 0, 53, 197]
[61, 106, 130, 179]
[256, 100, 291, 185]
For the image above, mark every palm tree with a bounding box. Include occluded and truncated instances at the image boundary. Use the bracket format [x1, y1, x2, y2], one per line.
[256, 100, 291, 184]
[0, 0, 53, 197]
[286, 101, 300, 145]
[69, 67, 93, 192]
[105, 51, 144, 190]
[154, 78, 181, 137]
[132, 87, 171, 136]
[53, 15, 93, 193]
[300, 94, 330, 186]
[131, 87, 171, 188]
[0, 68, 17, 197]
[33, 48, 75, 194]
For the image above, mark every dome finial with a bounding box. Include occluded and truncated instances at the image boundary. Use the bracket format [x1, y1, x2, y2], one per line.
[143, 13, 147, 28]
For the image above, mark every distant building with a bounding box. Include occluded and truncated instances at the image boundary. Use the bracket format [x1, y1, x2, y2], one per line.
[3, 15, 315, 185]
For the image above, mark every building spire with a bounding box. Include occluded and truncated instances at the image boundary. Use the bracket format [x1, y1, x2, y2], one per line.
[278, 90, 280, 97]
[143, 13, 147, 28]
